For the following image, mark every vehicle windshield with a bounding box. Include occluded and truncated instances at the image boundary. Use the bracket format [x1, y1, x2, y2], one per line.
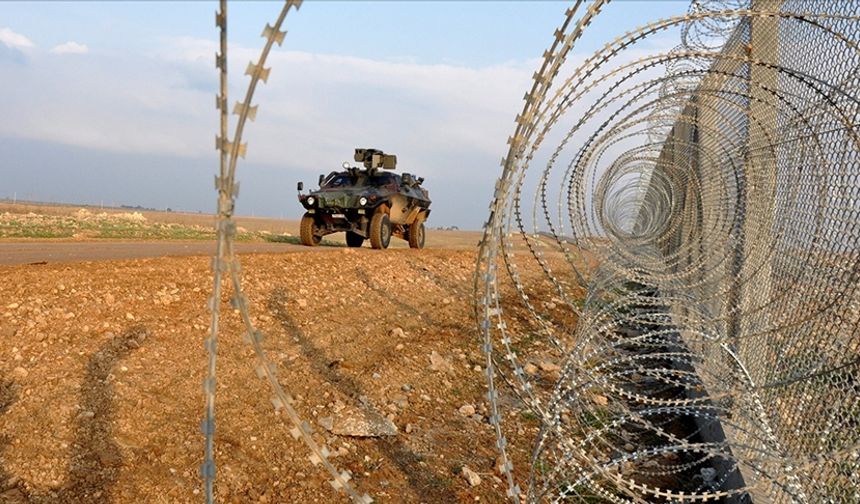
[321, 172, 400, 188]
[323, 174, 352, 188]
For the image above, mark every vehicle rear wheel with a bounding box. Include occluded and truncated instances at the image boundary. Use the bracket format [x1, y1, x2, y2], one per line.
[369, 211, 391, 249]
[407, 221, 425, 249]
[300, 213, 321, 246]
[346, 231, 364, 248]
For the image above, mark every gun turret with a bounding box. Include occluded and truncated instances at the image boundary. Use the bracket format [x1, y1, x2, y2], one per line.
[354, 148, 397, 171]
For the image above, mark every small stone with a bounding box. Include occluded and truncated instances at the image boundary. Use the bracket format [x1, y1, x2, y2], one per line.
[77, 410, 95, 420]
[388, 327, 405, 338]
[429, 351, 454, 374]
[395, 343, 404, 351]
[458, 404, 476, 416]
[442, 298, 451, 305]
[538, 361, 561, 373]
[5, 303, 19, 310]
[593, 394, 609, 407]
[297, 299, 308, 309]
[11, 367, 27, 379]
[392, 394, 409, 408]
[401, 384, 412, 392]
[624, 443, 635, 451]
[318, 416, 334, 431]
[125, 313, 135, 321]
[523, 363, 538, 375]
[321, 406, 397, 437]
[405, 423, 413, 434]
[461, 466, 481, 487]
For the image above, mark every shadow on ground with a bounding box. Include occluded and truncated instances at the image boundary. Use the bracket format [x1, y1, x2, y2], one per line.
[266, 287, 459, 502]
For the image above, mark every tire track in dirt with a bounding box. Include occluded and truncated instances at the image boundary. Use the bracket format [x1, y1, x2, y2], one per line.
[0, 327, 148, 503]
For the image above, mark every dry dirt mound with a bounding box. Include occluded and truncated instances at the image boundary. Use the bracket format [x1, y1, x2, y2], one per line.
[0, 248, 563, 503]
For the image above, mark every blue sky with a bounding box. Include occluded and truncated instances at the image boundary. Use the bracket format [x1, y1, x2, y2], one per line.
[0, 1, 686, 228]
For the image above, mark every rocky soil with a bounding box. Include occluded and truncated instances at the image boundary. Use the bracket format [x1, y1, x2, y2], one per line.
[0, 246, 576, 503]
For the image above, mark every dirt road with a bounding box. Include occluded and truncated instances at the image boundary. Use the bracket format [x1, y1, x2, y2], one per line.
[0, 241, 321, 266]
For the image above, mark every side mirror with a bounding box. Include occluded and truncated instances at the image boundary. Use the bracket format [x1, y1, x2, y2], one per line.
[318, 174, 325, 186]
[297, 181, 304, 192]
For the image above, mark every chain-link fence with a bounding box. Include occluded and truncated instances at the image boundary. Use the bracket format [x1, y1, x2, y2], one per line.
[477, 1, 860, 502]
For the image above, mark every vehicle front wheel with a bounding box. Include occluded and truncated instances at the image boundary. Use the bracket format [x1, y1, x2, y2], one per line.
[369, 211, 391, 249]
[346, 231, 365, 248]
[407, 221, 425, 249]
[300, 213, 321, 246]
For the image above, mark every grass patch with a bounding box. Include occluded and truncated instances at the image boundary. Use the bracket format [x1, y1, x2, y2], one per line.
[0, 211, 292, 243]
[0, 225, 75, 238]
[264, 234, 345, 247]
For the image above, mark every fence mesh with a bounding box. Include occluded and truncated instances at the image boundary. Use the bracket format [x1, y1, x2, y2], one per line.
[476, 0, 860, 502]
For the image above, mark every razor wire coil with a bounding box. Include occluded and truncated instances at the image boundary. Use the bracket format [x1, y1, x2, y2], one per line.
[477, 0, 860, 502]
[203, 2, 372, 502]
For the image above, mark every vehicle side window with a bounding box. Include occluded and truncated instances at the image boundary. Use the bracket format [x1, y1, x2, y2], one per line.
[370, 173, 397, 187]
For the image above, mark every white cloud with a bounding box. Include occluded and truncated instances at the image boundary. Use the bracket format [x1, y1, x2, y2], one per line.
[0, 27, 34, 49]
[0, 35, 537, 173]
[50, 41, 88, 55]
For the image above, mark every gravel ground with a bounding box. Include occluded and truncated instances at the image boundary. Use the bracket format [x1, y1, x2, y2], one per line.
[0, 247, 568, 503]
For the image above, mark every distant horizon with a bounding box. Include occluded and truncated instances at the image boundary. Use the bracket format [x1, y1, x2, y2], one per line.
[0, 197, 478, 231]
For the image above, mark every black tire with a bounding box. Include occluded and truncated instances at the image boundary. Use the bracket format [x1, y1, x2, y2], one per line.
[346, 231, 364, 248]
[369, 211, 391, 249]
[300, 213, 321, 246]
[408, 221, 425, 249]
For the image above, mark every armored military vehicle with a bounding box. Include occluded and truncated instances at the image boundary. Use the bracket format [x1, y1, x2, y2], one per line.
[297, 148, 431, 249]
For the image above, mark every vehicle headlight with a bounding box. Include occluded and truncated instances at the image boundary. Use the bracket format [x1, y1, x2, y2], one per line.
[307, 196, 315, 206]
[359, 197, 368, 206]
